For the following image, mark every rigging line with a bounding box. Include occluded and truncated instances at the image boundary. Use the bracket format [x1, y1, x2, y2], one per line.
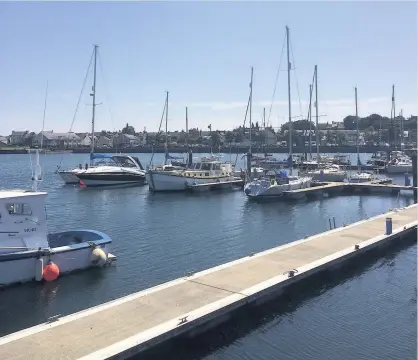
[149, 100, 167, 166]
[40, 80, 48, 151]
[289, 36, 303, 120]
[58, 48, 94, 168]
[267, 31, 286, 128]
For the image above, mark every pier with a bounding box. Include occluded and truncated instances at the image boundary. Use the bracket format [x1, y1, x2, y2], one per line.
[283, 182, 418, 200]
[0, 204, 417, 360]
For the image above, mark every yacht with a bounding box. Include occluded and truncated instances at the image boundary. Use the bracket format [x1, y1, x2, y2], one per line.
[146, 156, 237, 192]
[244, 169, 312, 198]
[76, 154, 147, 187]
[305, 164, 347, 182]
[0, 151, 115, 287]
[57, 45, 100, 185]
[57, 164, 95, 185]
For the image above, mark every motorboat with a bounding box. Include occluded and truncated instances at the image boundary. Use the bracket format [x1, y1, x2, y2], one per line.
[305, 164, 347, 182]
[348, 172, 374, 183]
[57, 164, 96, 185]
[0, 151, 115, 288]
[387, 156, 413, 174]
[244, 169, 311, 198]
[76, 154, 147, 187]
[146, 155, 237, 192]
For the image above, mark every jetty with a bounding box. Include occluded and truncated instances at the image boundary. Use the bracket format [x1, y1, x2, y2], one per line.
[283, 182, 418, 200]
[1, 204, 417, 360]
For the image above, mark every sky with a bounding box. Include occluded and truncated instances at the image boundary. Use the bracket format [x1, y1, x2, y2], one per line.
[0, 1, 417, 135]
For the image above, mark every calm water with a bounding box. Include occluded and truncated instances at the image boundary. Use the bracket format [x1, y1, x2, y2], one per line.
[0, 153, 416, 360]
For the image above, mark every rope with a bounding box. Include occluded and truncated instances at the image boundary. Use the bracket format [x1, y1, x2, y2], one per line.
[58, 48, 95, 168]
[267, 31, 286, 128]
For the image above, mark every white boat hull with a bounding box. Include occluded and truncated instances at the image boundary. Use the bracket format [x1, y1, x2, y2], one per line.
[387, 165, 413, 174]
[0, 231, 113, 288]
[146, 172, 235, 191]
[244, 177, 312, 198]
[57, 170, 80, 184]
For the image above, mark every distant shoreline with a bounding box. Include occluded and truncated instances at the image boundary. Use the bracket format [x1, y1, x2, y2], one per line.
[0, 145, 404, 155]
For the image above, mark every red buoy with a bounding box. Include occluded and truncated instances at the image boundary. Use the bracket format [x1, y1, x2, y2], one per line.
[43, 262, 60, 281]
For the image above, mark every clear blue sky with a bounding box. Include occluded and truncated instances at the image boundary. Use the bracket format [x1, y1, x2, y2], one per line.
[0, 1, 416, 135]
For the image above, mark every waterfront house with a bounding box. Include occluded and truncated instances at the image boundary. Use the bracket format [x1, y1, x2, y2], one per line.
[32, 131, 81, 148]
[9, 131, 30, 146]
[0, 136, 9, 146]
[79, 133, 99, 147]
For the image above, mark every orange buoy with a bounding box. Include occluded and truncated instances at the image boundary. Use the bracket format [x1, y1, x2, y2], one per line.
[43, 262, 60, 281]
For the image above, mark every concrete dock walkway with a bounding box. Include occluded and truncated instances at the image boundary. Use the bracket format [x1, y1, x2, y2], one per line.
[1, 205, 417, 360]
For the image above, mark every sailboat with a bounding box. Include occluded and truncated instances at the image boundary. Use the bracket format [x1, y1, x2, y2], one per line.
[349, 87, 374, 183]
[57, 45, 100, 184]
[304, 65, 346, 182]
[244, 27, 312, 198]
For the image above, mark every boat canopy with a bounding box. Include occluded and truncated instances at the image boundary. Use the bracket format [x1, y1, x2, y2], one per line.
[90, 153, 113, 160]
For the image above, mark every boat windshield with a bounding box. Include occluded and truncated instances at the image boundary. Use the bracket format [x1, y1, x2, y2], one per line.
[201, 163, 212, 171]
[111, 156, 138, 168]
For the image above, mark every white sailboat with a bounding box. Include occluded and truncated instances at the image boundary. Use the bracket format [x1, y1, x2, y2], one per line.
[57, 45, 99, 184]
[244, 26, 312, 198]
[349, 87, 374, 183]
[0, 150, 116, 288]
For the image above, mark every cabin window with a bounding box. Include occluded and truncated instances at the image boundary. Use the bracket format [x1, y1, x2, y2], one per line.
[213, 164, 221, 171]
[6, 203, 32, 216]
[201, 163, 211, 171]
[194, 163, 201, 170]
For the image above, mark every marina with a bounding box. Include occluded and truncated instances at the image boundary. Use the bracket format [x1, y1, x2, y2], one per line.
[1, 3, 417, 360]
[0, 204, 416, 360]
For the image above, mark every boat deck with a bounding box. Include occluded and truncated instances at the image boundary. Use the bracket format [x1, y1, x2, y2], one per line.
[1, 205, 417, 360]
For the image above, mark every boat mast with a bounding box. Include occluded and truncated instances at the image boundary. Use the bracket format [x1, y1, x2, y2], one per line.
[391, 85, 396, 149]
[286, 26, 292, 174]
[263, 107, 266, 129]
[185, 106, 188, 148]
[355, 86, 360, 172]
[314, 65, 319, 164]
[164, 91, 169, 164]
[308, 83, 313, 159]
[90, 44, 98, 165]
[249, 66, 253, 154]
[400, 109, 404, 151]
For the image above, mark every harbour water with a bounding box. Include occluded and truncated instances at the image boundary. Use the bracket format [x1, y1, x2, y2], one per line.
[0, 153, 416, 360]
